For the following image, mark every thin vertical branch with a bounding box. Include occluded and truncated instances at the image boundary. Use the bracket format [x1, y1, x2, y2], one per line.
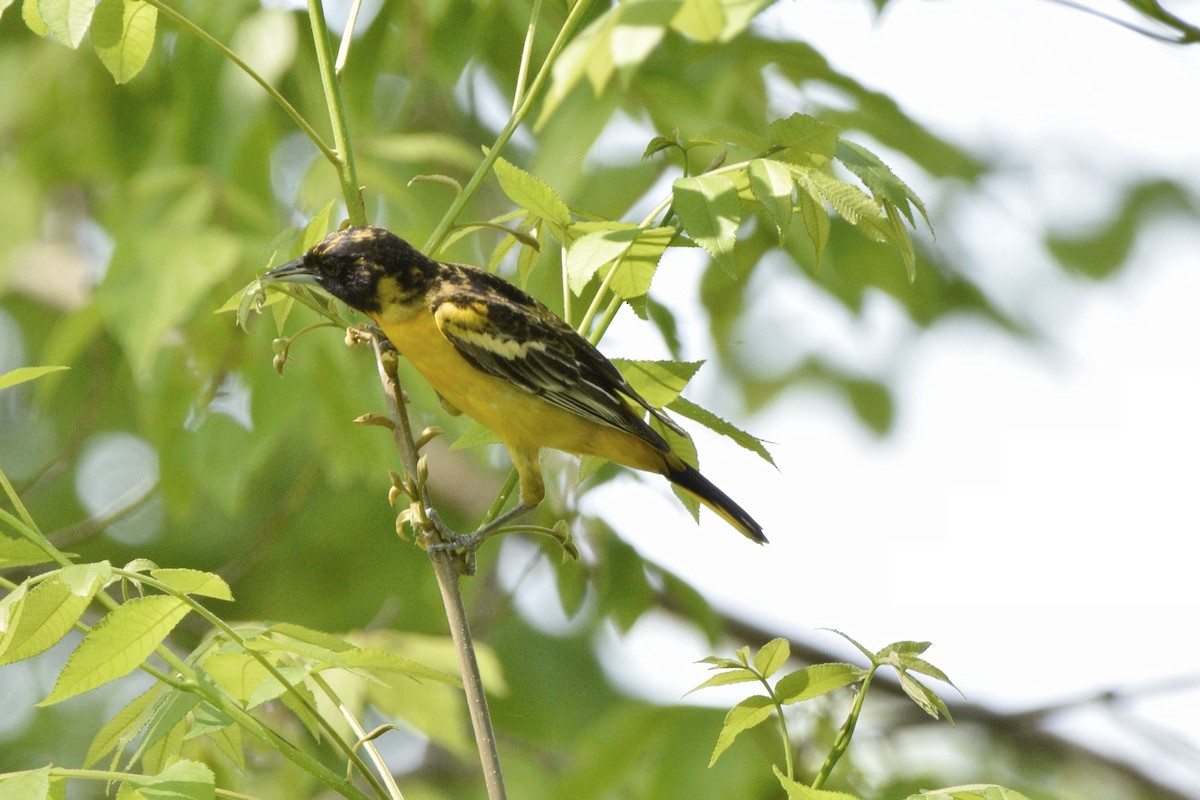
[307, 0, 368, 226]
[512, 0, 544, 113]
[368, 338, 508, 800]
[811, 667, 875, 789]
[335, 0, 367, 75]
[423, 0, 596, 254]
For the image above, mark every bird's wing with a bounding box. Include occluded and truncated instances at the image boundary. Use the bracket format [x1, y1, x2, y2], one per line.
[431, 263, 681, 446]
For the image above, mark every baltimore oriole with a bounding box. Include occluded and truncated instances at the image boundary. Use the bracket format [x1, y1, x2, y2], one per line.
[263, 226, 766, 544]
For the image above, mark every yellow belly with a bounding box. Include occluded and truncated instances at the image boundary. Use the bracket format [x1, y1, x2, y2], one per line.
[373, 310, 666, 473]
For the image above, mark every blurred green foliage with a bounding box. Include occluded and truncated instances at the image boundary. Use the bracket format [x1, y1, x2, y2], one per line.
[1, 1, 1192, 798]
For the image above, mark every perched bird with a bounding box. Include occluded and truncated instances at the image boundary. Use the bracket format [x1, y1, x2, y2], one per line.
[263, 226, 766, 544]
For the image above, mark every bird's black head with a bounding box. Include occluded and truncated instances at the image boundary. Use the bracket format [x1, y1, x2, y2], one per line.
[262, 226, 436, 314]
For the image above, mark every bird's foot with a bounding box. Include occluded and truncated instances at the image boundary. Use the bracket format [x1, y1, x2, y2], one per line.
[424, 504, 534, 574]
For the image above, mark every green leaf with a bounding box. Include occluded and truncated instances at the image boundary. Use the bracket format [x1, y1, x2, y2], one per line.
[661, 569, 721, 643]
[693, 125, 768, 154]
[181, 703, 232, 745]
[362, 133, 480, 172]
[671, 0, 771, 42]
[84, 682, 163, 767]
[200, 652, 271, 705]
[449, 419, 501, 450]
[712, 0, 774, 39]
[768, 113, 839, 162]
[98, 231, 243, 379]
[0, 366, 68, 392]
[118, 759, 214, 800]
[827, 629, 875, 662]
[566, 225, 638, 294]
[536, 1, 677, 129]
[685, 666, 760, 695]
[0, 506, 61, 570]
[612, 359, 703, 408]
[709, 694, 774, 766]
[643, 133, 682, 160]
[214, 281, 274, 330]
[747, 158, 795, 243]
[21, 0, 49, 36]
[537, 11, 614, 129]
[131, 690, 200, 767]
[658, 414, 702, 519]
[37, 0, 95, 47]
[149, 569, 233, 601]
[673, 173, 742, 274]
[804, 169, 889, 239]
[776, 663, 866, 704]
[0, 766, 51, 800]
[493, 156, 571, 232]
[878, 639, 932, 660]
[338, 647, 461, 686]
[670, 0, 725, 42]
[667, 395, 775, 465]
[898, 653, 956, 689]
[567, 224, 674, 299]
[697, 655, 744, 670]
[91, 0, 157, 84]
[796, 178, 831, 263]
[806, 168, 917, 275]
[247, 624, 459, 687]
[611, 226, 674, 299]
[835, 139, 930, 230]
[885, 202, 918, 280]
[775, 765, 863, 799]
[899, 670, 953, 722]
[41, 595, 191, 705]
[267, 622, 358, 652]
[248, 663, 309, 712]
[599, 534, 656, 632]
[191, 707, 243, 770]
[0, 562, 111, 666]
[905, 786, 1032, 800]
[294, 199, 337, 255]
[753, 638, 789, 678]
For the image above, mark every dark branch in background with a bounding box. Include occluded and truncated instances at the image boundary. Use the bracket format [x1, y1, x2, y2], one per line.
[674, 594, 1198, 800]
[48, 480, 159, 550]
[1046, 0, 1200, 43]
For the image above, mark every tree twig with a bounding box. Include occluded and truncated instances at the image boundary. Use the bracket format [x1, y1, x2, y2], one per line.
[367, 335, 508, 800]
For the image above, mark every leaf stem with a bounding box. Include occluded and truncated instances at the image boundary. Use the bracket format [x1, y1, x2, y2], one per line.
[811, 665, 876, 789]
[156, 645, 375, 800]
[750, 671, 795, 780]
[423, 0, 596, 254]
[512, 0, 543, 113]
[307, 0, 368, 225]
[112, 569, 388, 798]
[310, 671, 405, 800]
[335, 0, 367, 75]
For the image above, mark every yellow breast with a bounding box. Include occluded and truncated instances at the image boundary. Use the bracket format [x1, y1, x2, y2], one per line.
[370, 309, 666, 473]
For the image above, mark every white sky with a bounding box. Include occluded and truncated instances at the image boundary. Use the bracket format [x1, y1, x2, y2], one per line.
[505, 0, 1200, 794]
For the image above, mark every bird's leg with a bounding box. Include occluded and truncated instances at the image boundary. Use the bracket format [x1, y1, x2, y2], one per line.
[426, 503, 534, 554]
[346, 322, 392, 350]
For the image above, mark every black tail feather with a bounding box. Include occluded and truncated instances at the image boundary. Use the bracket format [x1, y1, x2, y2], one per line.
[664, 460, 767, 544]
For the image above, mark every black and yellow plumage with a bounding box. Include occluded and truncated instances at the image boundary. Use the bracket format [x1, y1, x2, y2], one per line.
[263, 226, 766, 544]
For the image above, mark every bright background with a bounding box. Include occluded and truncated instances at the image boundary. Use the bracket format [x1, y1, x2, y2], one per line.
[558, 1, 1200, 795]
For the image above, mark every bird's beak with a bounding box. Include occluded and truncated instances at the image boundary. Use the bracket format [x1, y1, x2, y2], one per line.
[261, 256, 319, 286]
